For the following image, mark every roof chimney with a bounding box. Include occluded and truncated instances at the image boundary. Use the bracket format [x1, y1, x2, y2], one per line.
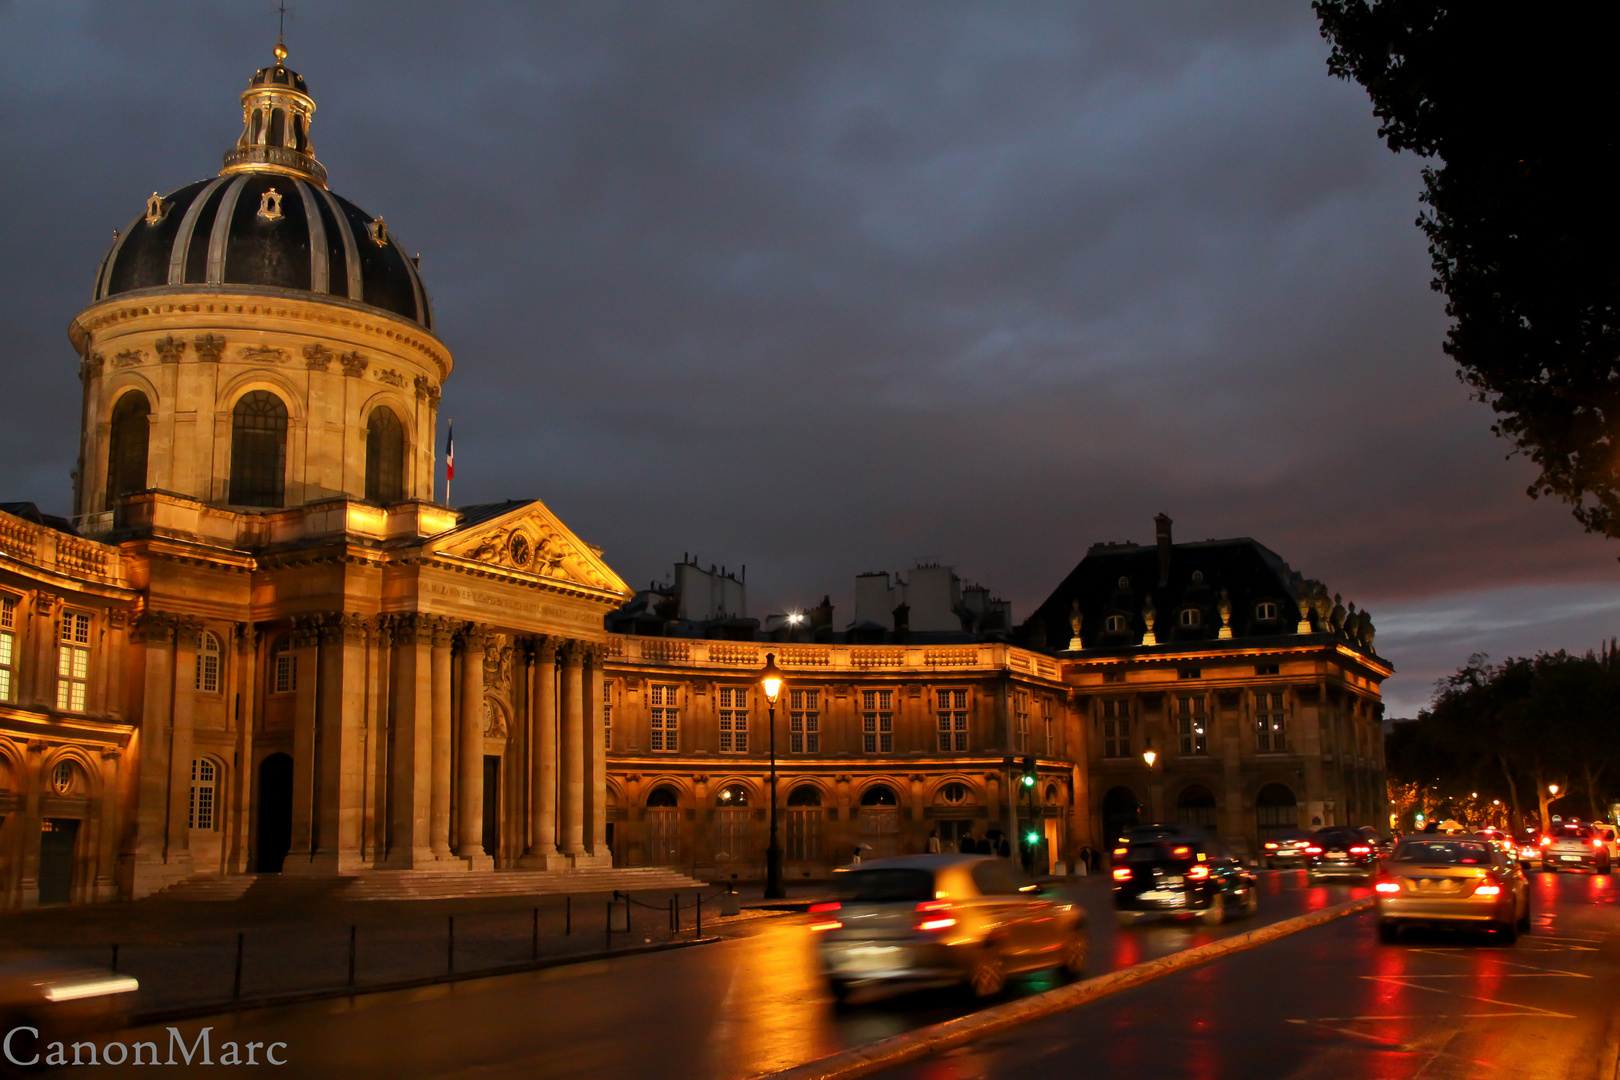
[1155, 513, 1173, 586]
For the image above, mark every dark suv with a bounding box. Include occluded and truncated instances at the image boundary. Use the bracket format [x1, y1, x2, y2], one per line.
[1111, 826, 1259, 926]
[1306, 826, 1377, 881]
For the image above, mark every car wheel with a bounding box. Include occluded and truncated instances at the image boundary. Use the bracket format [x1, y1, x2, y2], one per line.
[1059, 932, 1089, 978]
[968, 947, 1006, 999]
[1201, 892, 1226, 926]
[1377, 920, 1399, 944]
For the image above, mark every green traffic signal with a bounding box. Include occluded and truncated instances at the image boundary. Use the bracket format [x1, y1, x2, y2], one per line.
[1021, 774, 1036, 787]
[1025, 831, 1040, 845]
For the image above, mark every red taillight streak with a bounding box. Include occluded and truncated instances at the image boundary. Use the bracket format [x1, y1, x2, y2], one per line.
[1305, 846, 1323, 855]
[917, 917, 958, 932]
[1475, 885, 1502, 895]
[1375, 881, 1401, 894]
[916, 900, 953, 912]
[1349, 846, 1371, 854]
[1186, 865, 1210, 881]
[808, 902, 841, 914]
[1172, 846, 1191, 858]
[1112, 867, 1132, 881]
[809, 920, 843, 932]
[1264, 842, 1278, 849]
[1540, 836, 1553, 845]
[1595, 838, 1606, 850]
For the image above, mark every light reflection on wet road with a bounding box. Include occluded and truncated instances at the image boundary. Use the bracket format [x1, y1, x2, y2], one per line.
[58, 869, 1367, 1079]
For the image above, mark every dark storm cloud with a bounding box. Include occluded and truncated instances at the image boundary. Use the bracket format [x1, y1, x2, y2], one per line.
[2, 1, 1615, 713]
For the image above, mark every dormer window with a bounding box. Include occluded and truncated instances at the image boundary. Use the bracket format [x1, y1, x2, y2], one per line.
[1255, 601, 1280, 622]
[1191, 571, 1204, 585]
[1105, 614, 1128, 634]
[1179, 608, 1201, 628]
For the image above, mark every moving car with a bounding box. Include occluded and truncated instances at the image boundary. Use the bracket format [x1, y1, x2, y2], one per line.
[1112, 829, 1259, 926]
[1306, 827, 1377, 882]
[0, 954, 138, 1061]
[813, 854, 1088, 1002]
[1375, 835, 1530, 943]
[1541, 821, 1614, 873]
[1260, 830, 1314, 869]
[1357, 826, 1395, 857]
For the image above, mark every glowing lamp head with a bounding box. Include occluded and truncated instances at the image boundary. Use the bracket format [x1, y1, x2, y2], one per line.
[759, 653, 785, 704]
[1142, 748, 1157, 767]
[1549, 783, 1560, 796]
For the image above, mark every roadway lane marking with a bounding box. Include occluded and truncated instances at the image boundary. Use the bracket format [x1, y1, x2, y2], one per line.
[1353, 975, 1577, 1018]
[1401, 948, 1590, 976]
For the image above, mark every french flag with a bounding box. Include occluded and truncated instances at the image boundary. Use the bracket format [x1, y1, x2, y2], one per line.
[446, 422, 454, 481]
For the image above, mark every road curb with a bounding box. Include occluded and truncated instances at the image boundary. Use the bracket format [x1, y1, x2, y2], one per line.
[751, 897, 1374, 1080]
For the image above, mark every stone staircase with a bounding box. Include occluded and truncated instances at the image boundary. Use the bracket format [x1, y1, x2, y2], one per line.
[148, 866, 708, 903]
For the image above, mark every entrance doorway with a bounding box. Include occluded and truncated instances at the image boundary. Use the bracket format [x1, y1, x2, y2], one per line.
[38, 818, 79, 904]
[1176, 785, 1219, 834]
[644, 785, 680, 866]
[482, 756, 500, 859]
[257, 753, 293, 872]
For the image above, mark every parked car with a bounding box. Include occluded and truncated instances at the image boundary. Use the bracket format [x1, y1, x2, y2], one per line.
[1260, 830, 1313, 868]
[1112, 832, 1259, 926]
[1375, 834, 1530, 942]
[1306, 827, 1377, 882]
[813, 854, 1088, 1002]
[1541, 822, 1614, 873]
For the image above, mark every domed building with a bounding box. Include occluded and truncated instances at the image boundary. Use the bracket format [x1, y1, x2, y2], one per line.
[0, 45, 673, 906]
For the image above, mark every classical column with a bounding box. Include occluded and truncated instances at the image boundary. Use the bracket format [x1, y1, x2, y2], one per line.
[586, 646, 608, 862]
[301, 613, 367, 874]
[559, 640, 586, 857]
[165, 618, 203, 863]
[521, 636, 559, 867]
[227, 623, 258, 874]
[429, 616, 455, 860]
[362, 614, 388, 864]
[95, 748, 122, 902]
[287, 615, 322, 868]
[386, 614, 435, 867]
[455, 624, 493, 868]
[126, 612, 175, 897]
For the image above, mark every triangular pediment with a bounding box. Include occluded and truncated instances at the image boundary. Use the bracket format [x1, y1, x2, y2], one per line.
[425, 500, 630, 600]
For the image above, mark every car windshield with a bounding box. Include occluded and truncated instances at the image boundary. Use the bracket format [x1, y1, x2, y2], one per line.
[1313, 830, 1362, 846]
[832, 868, 936, 902]
[1125, 842, 1199, 864]
[1393, 840, 1492, 865]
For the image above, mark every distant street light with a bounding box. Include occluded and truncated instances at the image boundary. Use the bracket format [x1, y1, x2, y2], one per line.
[760, 653, 786, 900]
[1142, 742, 1157, 769]
[1550, 783, 1561, 796]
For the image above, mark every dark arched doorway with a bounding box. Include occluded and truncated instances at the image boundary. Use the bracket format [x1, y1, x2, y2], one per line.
[643, 785, 680, 866]
[1176, 784, 1218, 834]
[1255, 783, 1298, 841]
[1101, 786, 1141, 846]
[256, 753, 293, 872]
[858, 784, 900, 858]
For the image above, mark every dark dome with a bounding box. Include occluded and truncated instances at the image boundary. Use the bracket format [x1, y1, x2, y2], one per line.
[94, 174, 432, 330]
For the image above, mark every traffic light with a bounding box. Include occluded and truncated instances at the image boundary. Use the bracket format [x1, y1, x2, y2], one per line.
[1021, 756, 1037, 787]
[1025, 830, 1040, 846]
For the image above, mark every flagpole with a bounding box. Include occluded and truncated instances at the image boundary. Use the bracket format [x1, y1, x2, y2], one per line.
[445, 418, 453, 506]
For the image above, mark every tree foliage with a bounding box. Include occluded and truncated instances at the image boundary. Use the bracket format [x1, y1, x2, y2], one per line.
[1315, 2, 1620, 537]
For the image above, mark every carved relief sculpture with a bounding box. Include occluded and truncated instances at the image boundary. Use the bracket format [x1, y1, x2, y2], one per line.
[239, 345, 286, 365]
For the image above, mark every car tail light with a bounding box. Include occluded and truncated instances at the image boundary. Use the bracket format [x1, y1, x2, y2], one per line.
[1350, 846, 1371, 855]
[1475, 884, 1501, 896]
[915, 901, 958, 932]
[1112, 866, 1132, 881]
[808, 902, 841, 914]
[1172, 846, 1191, 858]
[809, 919, 843, 932]
[1264, 842, 1278, 850]
[1540, 835, 1552, 845]
[1186, 864, 1210, 881]
[1375, 880, 1401, 894]
[1305, 846, 1322, 855]
[1595, 838, 1606, 850]
[1113, 847, 1127, 859]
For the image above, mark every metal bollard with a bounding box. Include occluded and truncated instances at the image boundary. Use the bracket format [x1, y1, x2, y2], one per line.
[232, 932, 244, 1000]
[670, 896, 677, 933]
[448, 915, 455, 973]
[348, 925, 357, 987]
[532, 907, 539, 961]
[625, 892, 632, 934]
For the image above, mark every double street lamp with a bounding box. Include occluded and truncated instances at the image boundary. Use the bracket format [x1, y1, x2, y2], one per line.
[760, 653, 786, 899]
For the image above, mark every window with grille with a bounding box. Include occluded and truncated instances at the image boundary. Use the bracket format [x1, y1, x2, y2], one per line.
[272, 637, 295, 694]
[650, 684, 679, 752]
[1105, 614, 1127, 633]
[1176, 695, 1208, 755]
[195, 631, 221, 693]
[789, 688, 820, 753]
[718, 686, 748, 753]
[1043, 698, 1056, 756]
[189, 758, 217, 830]
[228, 390, 289, 508]
[861, 689, 893, 753]
[603, 680, 613, 750]
[56, 611, 91, 712]
[935, 688, 969, 752]
[51, 760, 75, 795]
[1102, 699, 1130, 758]
[1255, 602, 1279, 622]
[1256, 691, 1286, 751]
[105, 390, 151, 509]
[364, 407, 406, 504]
[1015, 689, 1031, 752]
[0, 594, 15, 703]
[1179, 608, 1201, 628]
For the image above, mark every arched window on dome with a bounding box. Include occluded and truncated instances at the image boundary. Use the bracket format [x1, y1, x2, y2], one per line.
[105, 391, 151, 509]
[365, 407, 406, 504]
[229, 391, 289, 508]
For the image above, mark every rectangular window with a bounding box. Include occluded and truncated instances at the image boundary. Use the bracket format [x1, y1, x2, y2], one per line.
[935, 688, 969, 752]
[649, 684, 679, 752]
[1101, 699, 1130, 758]
[1014, 689, 1030, 752]
[717, 686, 748, 753]
[189, 759, 216, 831]
[1256, 691, 1286, 751]
[1178, 668, 1201, 680]
[0, 594, 15, 703]
[1255, 664, 1280, 676]
[789, 688, 820, 754]
[1043, 698, 1056, 757]
[1176, 694, 1208, 755]
[273, 645, 296, 694]
[603, 680, 613, 750]
[56, 611, 91, 712]
[861, 688, 893, 753]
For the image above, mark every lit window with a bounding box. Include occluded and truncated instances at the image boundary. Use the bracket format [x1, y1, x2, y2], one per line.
[1102, 699, 1130, 758]
[1104, 614, 1127, 634]
[364, 407, 406, 504]
[56, 611, 91, 712]
[1179, 608, 1201, 628]
[1256, 691, 1287, 752]
[1256, 602, 1279, 622]
[649, 684, 679, 752]
[1177, 695, 1208, 755]
[1014, 689, 1031, 752]
[229, 390, 289, 508]
[0, 594, 16, 703]
[603, 680, 613, 750]
[195, 631, 221, 693]
[940, 782, 969, 804]
[789, 688, 820, 753]
[718, 687, 749, 753]
[861, 689, 893, 753]
[935, 688, 968, 752]
[51, 760, 75, 795]
[189, 758, 216, 830]
[272, 637, 295, 694]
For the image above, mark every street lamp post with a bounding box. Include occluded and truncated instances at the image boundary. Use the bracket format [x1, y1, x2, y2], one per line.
[760, 653, 786, 899]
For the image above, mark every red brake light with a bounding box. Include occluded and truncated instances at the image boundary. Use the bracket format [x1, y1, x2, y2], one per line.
[1375, 880, 1400, 894]
[809, 919, 843, 932]
[1112, 847, 1127, 859]
[916, 900, 952, 912]
[915, 900, 957, 932]
[1112, 866, 1132, 881]
[808, 902, 841, 914]
[1172, 846, 1191, 858]
[1540, 835, 1552, 845]
[1264, 842, 1278, 849]
[1475, 884, 1501, 896]
[1185, 864, 1210, 881]
[1350, 846, 1371, 854]
[1305, 846, 1323, 855]
[1595, 838, 1606, 850]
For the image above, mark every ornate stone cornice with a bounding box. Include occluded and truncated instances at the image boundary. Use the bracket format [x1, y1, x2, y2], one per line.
[131, 611, 177, 644]
[290, 614, 323, 649]
[175, 616, 205, 648]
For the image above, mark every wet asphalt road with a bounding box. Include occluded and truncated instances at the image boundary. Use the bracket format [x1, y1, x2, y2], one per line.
[42, 868, 1366, 1078]
[881, 870, 1620, 1080]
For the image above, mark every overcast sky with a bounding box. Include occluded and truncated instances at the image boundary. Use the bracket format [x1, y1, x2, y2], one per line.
[2, 1, 1616, 716]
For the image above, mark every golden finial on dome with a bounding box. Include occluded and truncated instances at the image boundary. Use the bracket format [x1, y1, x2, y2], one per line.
[274, 40, 288, 64]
